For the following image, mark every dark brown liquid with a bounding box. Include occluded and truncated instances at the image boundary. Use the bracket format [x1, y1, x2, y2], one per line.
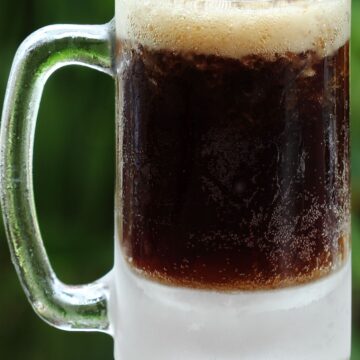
[116, 42, 350, 290]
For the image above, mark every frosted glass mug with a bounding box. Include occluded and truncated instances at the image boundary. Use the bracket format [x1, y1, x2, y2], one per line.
[1, 0, 351, 359]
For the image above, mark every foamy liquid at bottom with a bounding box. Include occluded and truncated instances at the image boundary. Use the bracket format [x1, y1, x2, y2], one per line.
[111, 241, 351, 360]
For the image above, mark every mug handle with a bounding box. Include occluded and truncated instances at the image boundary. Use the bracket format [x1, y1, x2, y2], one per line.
[0, 22, 115, 333]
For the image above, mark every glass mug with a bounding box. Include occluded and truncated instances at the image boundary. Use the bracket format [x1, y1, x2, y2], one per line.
[0, 0, 351, 359]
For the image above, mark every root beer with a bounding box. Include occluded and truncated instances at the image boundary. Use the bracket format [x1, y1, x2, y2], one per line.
[116, 0, 350, 290]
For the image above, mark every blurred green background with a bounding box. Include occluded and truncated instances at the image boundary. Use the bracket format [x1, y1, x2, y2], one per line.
[0, 0, 359, 358]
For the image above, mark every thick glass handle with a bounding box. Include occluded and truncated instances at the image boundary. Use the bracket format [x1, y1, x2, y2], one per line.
[0, 22, 115, 332]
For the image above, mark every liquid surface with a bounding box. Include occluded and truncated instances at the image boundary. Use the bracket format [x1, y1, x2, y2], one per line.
[118, 43, 349, 289]
[115, 0, 350, 290]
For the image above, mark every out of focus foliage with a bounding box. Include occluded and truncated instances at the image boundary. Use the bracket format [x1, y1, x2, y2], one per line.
[0, 0, 360, 358]
[349, 1, 360, 359]
[0, 0, 114, 358]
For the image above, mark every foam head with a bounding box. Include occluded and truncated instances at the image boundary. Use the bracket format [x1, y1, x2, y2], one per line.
[115, 0, 350, 59]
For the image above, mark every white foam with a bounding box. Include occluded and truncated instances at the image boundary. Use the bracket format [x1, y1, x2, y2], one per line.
[115, 0, 350, 59]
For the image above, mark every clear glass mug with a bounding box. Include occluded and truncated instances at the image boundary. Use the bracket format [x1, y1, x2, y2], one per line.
[0, 0, 351, 359]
